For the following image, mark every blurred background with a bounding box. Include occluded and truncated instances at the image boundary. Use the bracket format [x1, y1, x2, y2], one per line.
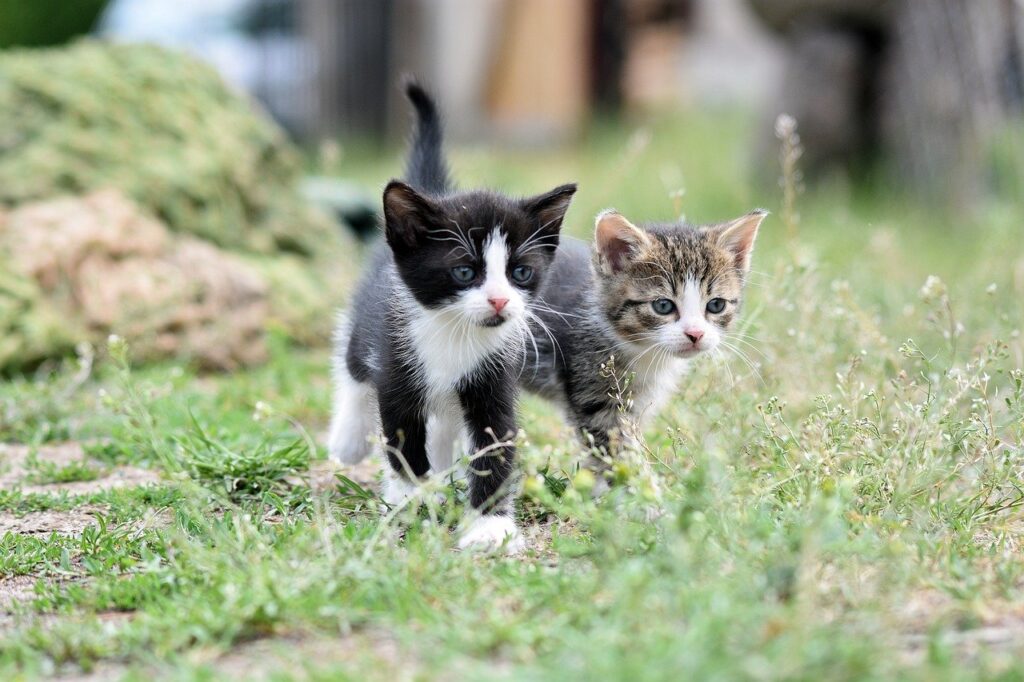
[0, 0, 1022, 375]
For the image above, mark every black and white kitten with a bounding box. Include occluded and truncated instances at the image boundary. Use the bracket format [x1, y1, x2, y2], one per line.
[328, 82, 576, 552]
[521, 208, 766, 460]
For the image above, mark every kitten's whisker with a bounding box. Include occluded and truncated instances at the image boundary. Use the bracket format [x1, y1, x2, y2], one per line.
[530, 302, 586, 321]
[623, 340, 667, 374]
[619, 332, 667, 346]
[516, 244, 558, 257]
[725, 334, 767, 359]
[435, 224, 476, 258]
[516, 215, 563, 255]
[641, 344, 670, 389]
[420, 315, 456, 350]
[526, 310, 564, 366]
[516, 223, 559, 255]
[729, 331, 764, 344]
[717, 339, 766, 386]
[427, 233, 471, 248]
[467, 225, 488, 256]
[712, 347, 738, 388]
[516, 314, 541, 375]
[443, 245, 474, 260]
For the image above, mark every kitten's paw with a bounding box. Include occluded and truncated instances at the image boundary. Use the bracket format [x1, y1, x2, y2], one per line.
[457, 515, 524, 555]
[381, 471, 418, 507]
[381, 471, 450, 508]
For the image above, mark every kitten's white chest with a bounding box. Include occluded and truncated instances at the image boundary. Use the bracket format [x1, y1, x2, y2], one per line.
[405, 307, 517, 475]
[407, 308, 518, 394]
[627, 353, 689, 423]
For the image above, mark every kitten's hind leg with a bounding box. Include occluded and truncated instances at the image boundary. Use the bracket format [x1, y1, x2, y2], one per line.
[327, 365, 378, 464]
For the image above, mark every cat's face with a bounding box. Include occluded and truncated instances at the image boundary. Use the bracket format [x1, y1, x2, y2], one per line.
[383, 181, 576, 329]
[592, 209, 766, 359]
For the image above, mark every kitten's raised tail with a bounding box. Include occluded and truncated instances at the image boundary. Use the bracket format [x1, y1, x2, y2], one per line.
[403, 79, 451, 196]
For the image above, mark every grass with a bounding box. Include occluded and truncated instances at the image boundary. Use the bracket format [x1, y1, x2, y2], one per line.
[21, 455, 105, 487]
[1, 108, 1023, 680]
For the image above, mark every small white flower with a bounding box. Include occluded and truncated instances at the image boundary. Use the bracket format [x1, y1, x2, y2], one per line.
[831, 280, 850, 294]
[774, 113, 797, 139]
[919, 275, 946, 302]
[252, 400, 273, 422]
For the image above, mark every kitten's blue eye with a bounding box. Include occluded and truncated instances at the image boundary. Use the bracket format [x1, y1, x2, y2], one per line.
[511, 264, 533, 284]
[651, 298, 675, 315]
[451, 265, 476, 283]
[706, 298, 726, 314]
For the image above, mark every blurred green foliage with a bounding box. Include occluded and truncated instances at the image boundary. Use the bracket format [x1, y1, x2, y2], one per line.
[0, 0, 108, 48]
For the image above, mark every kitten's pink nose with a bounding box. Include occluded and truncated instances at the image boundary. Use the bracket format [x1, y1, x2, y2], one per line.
[684, 329, 704, 344]
[488, 297, 509, 313]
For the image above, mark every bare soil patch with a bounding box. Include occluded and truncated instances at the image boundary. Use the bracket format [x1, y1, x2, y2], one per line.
[0, 441, 159, 495]
[0, 507, 103, 536]
[0, 574, 43, 613]
[203, 630, 410, 680]
[0, 574, 84, 634]
[0, 575, 43, 632]
[293, 456, 380, 494]
[898, 589, 1024, 668]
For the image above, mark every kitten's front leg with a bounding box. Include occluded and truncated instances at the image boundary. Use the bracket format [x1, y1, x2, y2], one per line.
[378, 380, 430, 507]
[572, 400, 637, 495]
[456, 369, 524, 554]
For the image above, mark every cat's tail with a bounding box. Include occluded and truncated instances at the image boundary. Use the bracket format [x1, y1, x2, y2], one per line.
[403, 79, 451, 195]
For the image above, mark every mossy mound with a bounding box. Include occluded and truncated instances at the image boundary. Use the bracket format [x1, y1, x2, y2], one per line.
[0, 42, 358, 373]
[0, 40, 337, 256]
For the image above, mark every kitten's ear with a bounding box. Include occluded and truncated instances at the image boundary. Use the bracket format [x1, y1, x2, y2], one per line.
[713, 209, 767, 273]
[382, 180, 441, 250]
[594, 210, 649, 274]
[521, 183, 577, 243]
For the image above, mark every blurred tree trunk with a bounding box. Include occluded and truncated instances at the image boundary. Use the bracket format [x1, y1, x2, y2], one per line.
[749, 0, 1024, 207]
[591, 0, 627, 113]
[881, 0, 1013, 205]
[301, 0, 394, 141]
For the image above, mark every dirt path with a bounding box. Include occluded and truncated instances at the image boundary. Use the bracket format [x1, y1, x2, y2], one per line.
[0, 442, 163, 635]
[0, 442, 159, 495]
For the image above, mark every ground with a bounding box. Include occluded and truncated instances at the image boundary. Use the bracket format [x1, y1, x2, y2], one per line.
[1, 111, 1023, 680]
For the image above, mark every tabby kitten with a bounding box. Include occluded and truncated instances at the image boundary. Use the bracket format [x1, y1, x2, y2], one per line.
[328, 82, 576, 552]
[521, 208, 766, 457]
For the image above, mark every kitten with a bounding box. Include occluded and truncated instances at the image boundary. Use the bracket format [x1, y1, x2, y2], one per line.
[328, 82, 577, 552]
[521, 208, 766, 460]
